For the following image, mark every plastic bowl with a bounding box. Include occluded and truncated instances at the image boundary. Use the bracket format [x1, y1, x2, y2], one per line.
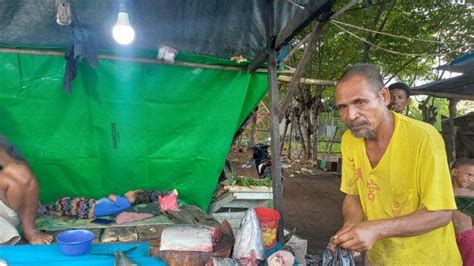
[56, 229, 94, 256]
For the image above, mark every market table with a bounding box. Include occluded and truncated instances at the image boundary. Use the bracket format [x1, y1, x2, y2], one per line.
[0, 242, 166, 266]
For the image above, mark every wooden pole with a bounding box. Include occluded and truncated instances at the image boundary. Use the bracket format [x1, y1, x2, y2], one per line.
[266, 0, 285, 244]
[448, 99, 459, 162]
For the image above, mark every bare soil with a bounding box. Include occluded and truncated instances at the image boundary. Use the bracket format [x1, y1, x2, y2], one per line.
[229, 150, 344, 256]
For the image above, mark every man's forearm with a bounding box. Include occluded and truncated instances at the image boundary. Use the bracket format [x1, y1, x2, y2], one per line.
[342, 194, 364, 225]
[371, 208, 452, 239]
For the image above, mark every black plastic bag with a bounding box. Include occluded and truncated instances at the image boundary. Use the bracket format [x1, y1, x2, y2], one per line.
[322, 243, 355, 266]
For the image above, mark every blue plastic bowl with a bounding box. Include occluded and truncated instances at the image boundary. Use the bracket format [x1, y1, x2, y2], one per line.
[56, 229, 94, 256]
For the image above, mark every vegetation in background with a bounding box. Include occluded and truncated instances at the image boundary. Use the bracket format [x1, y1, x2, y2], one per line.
[276, 1, 472, 160]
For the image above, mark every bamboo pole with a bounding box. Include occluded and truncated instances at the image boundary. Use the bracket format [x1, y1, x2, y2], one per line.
[278, 75, 336, 86]
[0, 47, 293, 74]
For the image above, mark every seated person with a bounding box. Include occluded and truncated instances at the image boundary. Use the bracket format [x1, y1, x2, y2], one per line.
[0, 135, 53, 245]
[451, 158, 474, 265]
[45, 190, 154, 219]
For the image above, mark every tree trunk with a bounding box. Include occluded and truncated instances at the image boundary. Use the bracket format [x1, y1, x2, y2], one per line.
[249, 110, 257, 149]
[288, 115, 294, 160]
[280, 116, 291, 156]
[296, 115, 306, 160]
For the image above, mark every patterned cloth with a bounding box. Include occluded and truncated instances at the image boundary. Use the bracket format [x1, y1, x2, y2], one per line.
[45, 197, 96, 219]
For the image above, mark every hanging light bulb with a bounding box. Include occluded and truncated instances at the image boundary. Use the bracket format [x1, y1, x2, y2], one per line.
[112, 1, 135, 45]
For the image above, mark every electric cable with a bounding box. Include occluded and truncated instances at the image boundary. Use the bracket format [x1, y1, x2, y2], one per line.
[330, 21, 472, 57]
[332, 20, 445, 44]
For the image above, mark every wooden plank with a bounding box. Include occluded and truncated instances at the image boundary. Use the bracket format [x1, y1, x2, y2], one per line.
[101, 227, 138, 243]
[136, 225, 166, 241]
[209, 193, 236, 213]
[232, 192, 273, 200]
[222, 199, 272, 209]
[184, 205, 222, 228]
[411, 90, 474, 100]
[166, 205, 221, 228]
[227, 185, 272, 193]
[211, 211, 246, 220]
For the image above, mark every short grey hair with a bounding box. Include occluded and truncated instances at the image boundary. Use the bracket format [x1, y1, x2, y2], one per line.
[338, 64, 384, 94]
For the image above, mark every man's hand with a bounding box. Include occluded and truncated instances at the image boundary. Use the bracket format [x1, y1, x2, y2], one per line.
[108, 194, 117, 202]
[332, 221, 381, 252]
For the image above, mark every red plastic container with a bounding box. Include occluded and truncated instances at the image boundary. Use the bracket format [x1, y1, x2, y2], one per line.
[254, 207, 281, 248]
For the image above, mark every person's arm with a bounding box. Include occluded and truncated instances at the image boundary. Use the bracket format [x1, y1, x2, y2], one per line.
[342, 194, 364, 226]
[333, 208, 452, 251]
[114, 196, 131, 209]
[108, 194, 117, 202]
[0, 149, 53, 244]
[330, 194, 364, 252]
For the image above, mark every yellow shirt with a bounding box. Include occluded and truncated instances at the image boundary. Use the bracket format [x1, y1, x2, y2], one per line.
[341, 112, 461, 265]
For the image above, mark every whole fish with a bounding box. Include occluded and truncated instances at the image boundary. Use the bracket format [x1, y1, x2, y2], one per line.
[90, 246, 138, 266]
[115, 249, 138, 266]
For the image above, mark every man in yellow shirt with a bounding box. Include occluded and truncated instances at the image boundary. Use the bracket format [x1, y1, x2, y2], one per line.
[331, 64, 461, 265]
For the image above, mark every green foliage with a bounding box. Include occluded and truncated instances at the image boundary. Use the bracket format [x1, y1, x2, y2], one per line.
[283, 1, 472, 157]
[290, 0, 472, 95]
[236, 176, 272, 187]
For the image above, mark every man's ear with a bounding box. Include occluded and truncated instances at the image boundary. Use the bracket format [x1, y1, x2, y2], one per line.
[380, 87, 391, 106]
[451, 168, 457, 177]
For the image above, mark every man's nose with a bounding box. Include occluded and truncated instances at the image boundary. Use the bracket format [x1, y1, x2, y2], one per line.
[347, 106, 360, 121]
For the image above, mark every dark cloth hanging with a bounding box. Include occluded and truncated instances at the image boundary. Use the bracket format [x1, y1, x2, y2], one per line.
[63, 25, 98, 94]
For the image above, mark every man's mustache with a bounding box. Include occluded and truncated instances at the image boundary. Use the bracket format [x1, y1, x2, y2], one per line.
[347, 119, 370, 128]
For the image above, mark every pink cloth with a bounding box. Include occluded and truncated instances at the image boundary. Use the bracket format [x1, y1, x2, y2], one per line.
[115, 212, 153, 224]
[456, 228, 474, 266]
[159, 191, 179, 211]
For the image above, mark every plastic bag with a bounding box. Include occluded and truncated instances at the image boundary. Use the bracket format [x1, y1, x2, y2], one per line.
[267, 250, 295, 266]
[206, 257, 239, 266]
[322, 243, 355, 266]
[232, 208, 265, 265]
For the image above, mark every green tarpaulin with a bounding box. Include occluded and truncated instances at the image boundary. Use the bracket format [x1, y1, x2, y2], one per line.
[0, 52, 267, 209]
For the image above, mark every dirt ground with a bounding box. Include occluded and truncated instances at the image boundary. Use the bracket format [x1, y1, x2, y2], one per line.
[228, 150, 345, 256]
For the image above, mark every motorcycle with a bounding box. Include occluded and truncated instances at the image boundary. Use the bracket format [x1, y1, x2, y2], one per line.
[251, 142, 272, 178]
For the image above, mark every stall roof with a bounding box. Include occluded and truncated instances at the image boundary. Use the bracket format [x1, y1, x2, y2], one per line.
[411, 53, 474, 100]
[0, 0, 333, 60]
